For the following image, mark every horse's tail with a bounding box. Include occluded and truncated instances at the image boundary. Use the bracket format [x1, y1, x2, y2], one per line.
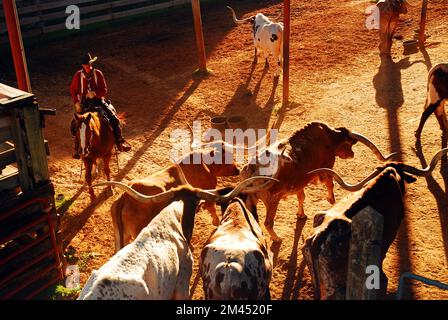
[111, 195, 125, 252]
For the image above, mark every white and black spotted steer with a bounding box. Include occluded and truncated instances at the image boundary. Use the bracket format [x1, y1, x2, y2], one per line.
[199, 190, 273, 300]
[227, 6, 283, 77]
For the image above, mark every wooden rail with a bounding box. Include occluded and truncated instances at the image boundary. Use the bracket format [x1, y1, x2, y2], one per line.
[0, 0, 190, 41]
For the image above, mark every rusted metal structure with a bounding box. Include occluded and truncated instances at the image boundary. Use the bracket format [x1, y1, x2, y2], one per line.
[0, 84, 63, 299]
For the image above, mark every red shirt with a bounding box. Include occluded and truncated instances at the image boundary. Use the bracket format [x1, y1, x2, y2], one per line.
[69, 68, 107, 104]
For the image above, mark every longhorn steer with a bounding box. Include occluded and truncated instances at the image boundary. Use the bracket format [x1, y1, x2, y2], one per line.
[227, 6, 283, 77]
[110, 147, 239, 252]
[240, 122, 397, 241]
[200, 191, 272, 300]
[376, 0, 414, 57]
[415, 63, 448, 139]
[303, 148, 448, 300]
[79, 176, 276, 300]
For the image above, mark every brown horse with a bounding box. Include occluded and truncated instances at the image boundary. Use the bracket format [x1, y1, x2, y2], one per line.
[74, 112, 115, 201]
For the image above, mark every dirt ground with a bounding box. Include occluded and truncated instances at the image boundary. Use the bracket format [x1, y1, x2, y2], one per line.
[1, 0, 447, 300]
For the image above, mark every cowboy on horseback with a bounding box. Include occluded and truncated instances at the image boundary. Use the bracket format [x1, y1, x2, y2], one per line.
[70, 53, 131, 159]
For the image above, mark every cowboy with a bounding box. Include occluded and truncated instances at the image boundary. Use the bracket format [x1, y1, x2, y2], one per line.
[69, 53, 131, 159]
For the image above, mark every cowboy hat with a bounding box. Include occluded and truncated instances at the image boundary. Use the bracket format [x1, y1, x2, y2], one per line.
[82, 52, 98, 65]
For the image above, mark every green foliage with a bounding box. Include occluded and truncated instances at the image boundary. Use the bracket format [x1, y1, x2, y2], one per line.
[51, 285, 80, 300]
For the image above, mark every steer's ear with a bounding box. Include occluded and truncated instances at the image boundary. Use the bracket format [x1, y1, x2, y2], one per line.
[249, 17, 255, 24]
[85, 113, 92, 123]
[74, 113, 82, 121]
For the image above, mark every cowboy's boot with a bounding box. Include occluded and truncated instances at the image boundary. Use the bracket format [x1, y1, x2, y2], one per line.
[113, 124, 131, 152]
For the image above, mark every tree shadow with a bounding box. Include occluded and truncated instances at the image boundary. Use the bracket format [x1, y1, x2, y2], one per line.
[279, 217, 307, 300]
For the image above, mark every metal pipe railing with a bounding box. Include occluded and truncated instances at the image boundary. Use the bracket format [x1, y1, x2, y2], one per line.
[397, 272, 448, 300]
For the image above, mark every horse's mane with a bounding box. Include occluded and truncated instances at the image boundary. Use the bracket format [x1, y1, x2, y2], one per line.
[288, 122, 332, 161]
[85, 112, 101, 137]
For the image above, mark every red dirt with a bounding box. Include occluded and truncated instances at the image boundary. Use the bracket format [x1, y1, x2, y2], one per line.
[2, 0, 447, 299]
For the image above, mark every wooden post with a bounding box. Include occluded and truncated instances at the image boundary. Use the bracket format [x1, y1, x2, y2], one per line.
[418, 0, 428, 44]
[346, 206, 384, 300]
[2, 0, 32, 92]
[191, 0, 207, 72]
[282, 0, 290, 106]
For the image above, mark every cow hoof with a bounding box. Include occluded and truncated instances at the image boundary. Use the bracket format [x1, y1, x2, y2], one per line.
[212, 219, 220, 226]
[327, 197, 336, 205]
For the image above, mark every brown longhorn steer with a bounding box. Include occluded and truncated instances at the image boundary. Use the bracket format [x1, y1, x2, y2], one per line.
[240, 122, 397, 242]
[303, 148, 448, 300]
[377, 0, 415, 57]
[110, 147, 239, 252]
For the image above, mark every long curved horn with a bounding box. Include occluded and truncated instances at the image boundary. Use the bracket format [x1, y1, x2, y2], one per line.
[174, 162, 191, 187]
[307, 168, 384, 192]
[227, 6, 254, 25]
[401, 148, 448, 176]
[93, 176, 278, 204]
[271, 10, 282, 21]
[94, 181, 177, 204]
[404, 0, 418, 7]
[349, 132, 400, 161]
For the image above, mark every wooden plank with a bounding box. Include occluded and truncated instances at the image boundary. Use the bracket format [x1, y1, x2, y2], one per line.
[0, 166, 20, 192]
[1, 0, 190, 38]
[0, 145, 16, 168]
[21, 101, 50, 185]
[9, 109, 33, 193]
[0, 117, 13, 143]
[112, 1, 185, 20]
[346, 206, 384, 300]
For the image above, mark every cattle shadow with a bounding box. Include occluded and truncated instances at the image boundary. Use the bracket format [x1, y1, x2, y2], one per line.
[414, 138, 448, 266]
[372, 55, 422, 299]
[277, 217, 306, 300]
[222, 68, 280, 133]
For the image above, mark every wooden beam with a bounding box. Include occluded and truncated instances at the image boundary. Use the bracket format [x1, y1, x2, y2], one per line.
[282, 0, 290, 106]
[2, 0, 32, 92]
[419, 0, 428, 44]
[191, 0, 207, 72]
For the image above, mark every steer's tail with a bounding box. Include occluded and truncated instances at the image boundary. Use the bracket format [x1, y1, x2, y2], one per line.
[214, 261, 241, 300]
[111, 196, 125, 252]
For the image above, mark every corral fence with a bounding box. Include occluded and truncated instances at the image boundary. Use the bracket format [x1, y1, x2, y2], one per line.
[0, 0, 191, 42]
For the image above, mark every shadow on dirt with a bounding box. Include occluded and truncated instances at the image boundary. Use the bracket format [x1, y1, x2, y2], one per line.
[372, 55, 423, 299]
[414, 136, 448, 266]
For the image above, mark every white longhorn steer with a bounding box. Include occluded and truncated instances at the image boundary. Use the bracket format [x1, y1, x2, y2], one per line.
[78, 198, 197, 300]
[227, 6, 283, 77]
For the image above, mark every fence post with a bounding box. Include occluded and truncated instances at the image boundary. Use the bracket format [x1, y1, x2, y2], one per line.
[346, 206, 384, 300]
[3, 0, 32, 92]
[282, 0, 290, 107]
[418, 0, 428, 44]
[191, 0, 207, 72]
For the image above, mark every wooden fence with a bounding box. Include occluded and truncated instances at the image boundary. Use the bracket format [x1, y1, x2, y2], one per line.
[0, 0, 190, 41]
